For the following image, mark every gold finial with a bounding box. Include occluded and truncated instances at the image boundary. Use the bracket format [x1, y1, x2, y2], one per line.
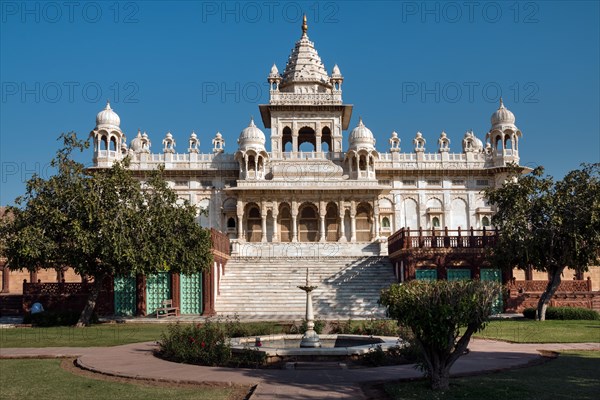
[302, 14, 308, 34]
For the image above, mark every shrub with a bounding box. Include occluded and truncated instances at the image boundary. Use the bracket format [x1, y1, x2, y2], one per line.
[158, 320, 232, 366]
[352, 319, 400, 336]
[329, 319, 354, 334]
[157, 319, 267, 368]
[523, 307, 600, 320]
[300, 318, 325, 334]
[23, 310, 97, 327]
[359, 344, 407, 367]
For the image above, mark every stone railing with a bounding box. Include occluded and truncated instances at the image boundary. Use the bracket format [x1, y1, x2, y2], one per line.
[269, 92, 343, 105]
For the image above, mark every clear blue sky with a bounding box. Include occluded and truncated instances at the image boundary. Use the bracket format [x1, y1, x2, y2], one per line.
[1, 1, 599, 205]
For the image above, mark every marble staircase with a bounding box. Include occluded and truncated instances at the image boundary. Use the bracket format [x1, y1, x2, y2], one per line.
[215, 243, 396, 319]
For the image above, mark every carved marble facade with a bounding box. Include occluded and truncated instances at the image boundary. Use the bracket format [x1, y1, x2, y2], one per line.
[89, 18, 524, 252]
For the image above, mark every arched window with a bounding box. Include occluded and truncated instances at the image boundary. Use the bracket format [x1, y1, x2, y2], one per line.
[482, 216, 490, 227]
[432, 217, 440, 228]
[381, 217, 390, 228]
[359, 155, 367, 171]
[227, 217, 236, 229]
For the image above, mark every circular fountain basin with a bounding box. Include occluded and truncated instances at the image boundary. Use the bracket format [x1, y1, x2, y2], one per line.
[231, 334, 404, 364]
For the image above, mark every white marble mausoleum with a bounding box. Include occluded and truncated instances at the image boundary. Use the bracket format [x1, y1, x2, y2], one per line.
[87, 18, 525, 318]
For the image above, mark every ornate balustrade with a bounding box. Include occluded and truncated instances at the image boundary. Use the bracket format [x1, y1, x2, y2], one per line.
[388, 226, 498, 254]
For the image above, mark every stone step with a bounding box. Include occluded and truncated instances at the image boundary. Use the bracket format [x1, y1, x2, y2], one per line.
[215, 256, 395, 318]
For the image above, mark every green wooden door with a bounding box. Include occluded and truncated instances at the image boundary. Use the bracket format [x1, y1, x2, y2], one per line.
[146, 272, 171, 316]
[447, 269, 471, 281]
[415, 269, 438, 281]
[180, 273, 202, 314]
[481, 268, 503, 314]
[113, 275, 136, 316]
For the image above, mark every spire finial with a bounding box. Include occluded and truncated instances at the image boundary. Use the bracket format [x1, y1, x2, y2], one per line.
[302, 14, 308, 34]
[499, 97, 504, 109]
[105, 99, 111, 110]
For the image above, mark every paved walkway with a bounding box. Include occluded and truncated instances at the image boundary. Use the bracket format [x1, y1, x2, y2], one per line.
[1, 339, 598, 399]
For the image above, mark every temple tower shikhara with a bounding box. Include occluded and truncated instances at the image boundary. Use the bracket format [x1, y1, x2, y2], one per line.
[260, 15, 351, 157]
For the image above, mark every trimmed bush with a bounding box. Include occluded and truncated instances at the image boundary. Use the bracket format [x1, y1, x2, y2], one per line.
[523, 307, 600, 320]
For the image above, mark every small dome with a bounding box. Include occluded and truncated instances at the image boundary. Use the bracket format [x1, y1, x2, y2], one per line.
[349, 117, 375, 147]
[190, 131, 197, 139]
[96, 101, 120, 129]
[238, 118, 266, 148]
[269, 64, 279, 76]
[391, 131, 398, 138]
[215, 131, 222, 139]
[491, 98, 515, 126]
[332, 64, 341, 76]
[130, 130, 143, 152]
[165, 131, 173, 139]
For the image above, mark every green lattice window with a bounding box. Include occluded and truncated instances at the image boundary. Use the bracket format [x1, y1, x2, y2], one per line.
[146, 272, 171, 315]
[481, 268, 504, 314]
[447, 269, 471, 281]
[114, 275, 136, 316]
[415, 269, 438, 281]
[180, 273, 202, 315]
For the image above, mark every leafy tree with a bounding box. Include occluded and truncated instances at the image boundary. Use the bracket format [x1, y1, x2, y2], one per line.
[1, 132, 213, 326]
[485, 164, 600, 320]
[380, 280, 502, 391]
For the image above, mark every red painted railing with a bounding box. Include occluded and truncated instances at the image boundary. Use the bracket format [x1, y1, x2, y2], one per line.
[388, 226, 498, 254]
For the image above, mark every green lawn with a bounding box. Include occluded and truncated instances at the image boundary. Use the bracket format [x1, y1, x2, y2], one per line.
[474, 319, 600, 343]
[1, 319, 598, 349]
[0, 320, 287, 348]
[385, 350, 600, 400]
[0, 358, 245, 400]
[0, 323, 169, 348]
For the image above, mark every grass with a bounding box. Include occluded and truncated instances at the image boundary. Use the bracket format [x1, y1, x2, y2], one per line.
[384, 350, 600, 399]
[0, 358, 246, 400]
[0, 323, 169, 348]
[0, 320, 288, 348]
[474, 319, 600, 343]
[1, 319, 598, 349]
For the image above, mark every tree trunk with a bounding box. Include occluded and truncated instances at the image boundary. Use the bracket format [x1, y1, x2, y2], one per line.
[430, 365, 451, 391]
[537, 267, 563, 321]
[76, 276, 103, 327]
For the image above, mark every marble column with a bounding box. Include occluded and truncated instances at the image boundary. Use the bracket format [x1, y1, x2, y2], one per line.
[350, 213, 357, 242]
[236, 200, 244, 242]
[291, 215, 298, 242]
[261, 210, 267, 243]
[338, 209, 346, 242]
[291, 200, 298, 242]
[319, 215, 326, 242]
[373, 201, 380, 240]
[272, 209, 279, 242]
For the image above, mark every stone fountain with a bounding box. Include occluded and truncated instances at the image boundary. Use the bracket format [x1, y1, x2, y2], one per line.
[229, 269, 403, 366]
[298, 268, 321, 348]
